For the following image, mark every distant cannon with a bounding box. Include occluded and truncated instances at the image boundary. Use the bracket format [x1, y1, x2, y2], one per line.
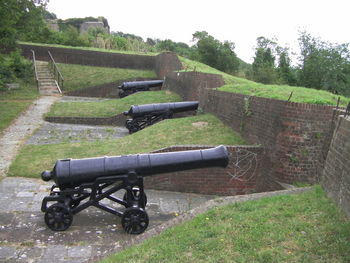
[118, 80, 164, 98]
[123, 101, 199, 133]
[41, 146, 229, 234]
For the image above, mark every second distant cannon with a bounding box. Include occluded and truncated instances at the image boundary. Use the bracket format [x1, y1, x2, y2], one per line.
[123, 101, 199, 133]
[118, 80, 164, 98]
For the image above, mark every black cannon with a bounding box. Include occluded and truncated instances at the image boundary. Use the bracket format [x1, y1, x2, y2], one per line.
[41, 145, 229, 234]
[118, 80, 164, 98]
[123, 101, 199, 133]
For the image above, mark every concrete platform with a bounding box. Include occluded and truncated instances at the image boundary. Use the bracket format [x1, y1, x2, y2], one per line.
[0, 177, 215, 262]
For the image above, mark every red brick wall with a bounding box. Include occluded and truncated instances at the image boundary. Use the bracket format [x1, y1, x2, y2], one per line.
[163, 71, 224, 101]
[200, 89, 339, 183]
[322, 115, 350, 217]
[144, 145, 270, 196]
[20, 44, 155, 70]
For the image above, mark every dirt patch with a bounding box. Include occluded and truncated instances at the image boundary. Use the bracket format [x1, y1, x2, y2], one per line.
[192, 121, 208, 128]
[26, 122, 128, 145]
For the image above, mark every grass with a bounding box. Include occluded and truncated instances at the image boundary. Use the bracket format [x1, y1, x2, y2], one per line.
[19, 41, 158, 56]
[219, 83, 350, 107]
[0, 81, 39, 133]
[57, 63, 157, 92]
[8, 114, 246, 178]
[179, 57, 350, 107]
[47, 90, 182, 117]
[100, 186, 350, 263]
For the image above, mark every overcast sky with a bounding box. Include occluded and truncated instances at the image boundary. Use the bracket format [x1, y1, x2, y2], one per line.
[46, 0, 350, 63]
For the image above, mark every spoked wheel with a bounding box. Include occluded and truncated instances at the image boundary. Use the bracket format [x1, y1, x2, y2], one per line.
[123, 187, 147, 208]
[121, 207, 149, 234]
[126, 120, 141, 134]
[45, 203, 73, 231]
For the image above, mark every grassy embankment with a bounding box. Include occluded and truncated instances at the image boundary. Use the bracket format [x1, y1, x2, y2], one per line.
[47, 90, 181, 117]
[57, 63, 157, 93]
[8, 114, 246, 178]
[0, 81, 39, 133]
[180, 57, 350, 107]
[100, 185, 350, 263]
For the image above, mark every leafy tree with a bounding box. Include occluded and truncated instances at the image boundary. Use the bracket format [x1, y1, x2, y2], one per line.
[298, 31, 350, 95]
[251, 37, 278, 84]
[191, 31, 239, 74]
[0, 0, 48, 51]
[276, 47, 297, 85]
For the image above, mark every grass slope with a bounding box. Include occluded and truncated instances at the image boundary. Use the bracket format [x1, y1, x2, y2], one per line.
[47, 90, 182, 117]
[100, 186, 350, 263]
[58, 63, 157, 92]
[0, 81, 39, 133]
[180, 57, 350, 107]
[8, 114, 246, 178]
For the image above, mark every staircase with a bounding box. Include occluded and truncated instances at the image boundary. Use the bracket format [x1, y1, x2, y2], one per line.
[36, 61, 61, 95]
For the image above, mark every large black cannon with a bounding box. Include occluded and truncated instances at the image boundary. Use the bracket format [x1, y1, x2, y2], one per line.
[41, 145, 229, 234]
[123, 101, 199, 133]
[118, 80, 164, 98]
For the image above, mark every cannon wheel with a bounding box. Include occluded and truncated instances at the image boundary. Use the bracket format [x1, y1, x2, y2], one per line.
[123, 187, 147, 208]
[45, 203, 73, 231]
[121, 207, 149, 234]
[126, 119, 141, 134]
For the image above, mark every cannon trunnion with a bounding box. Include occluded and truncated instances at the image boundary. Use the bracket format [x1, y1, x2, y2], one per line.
[41, 146, 229, 234]
[123, 101, 199, 133]
[118, 80, 164, 98]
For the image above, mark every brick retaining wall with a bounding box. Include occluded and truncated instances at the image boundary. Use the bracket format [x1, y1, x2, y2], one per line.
[200, 89, 338, 183]
[322, 115, 350, 217]
[20, 44, 155, 70]
[163, 71, 224, 101]
[144, 145, 272, 195]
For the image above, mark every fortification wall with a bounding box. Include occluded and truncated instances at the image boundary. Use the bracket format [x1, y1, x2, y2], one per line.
[322, 115, 350, 217]
[163, 72, 338, 184]
[20, 43, 155, 70]
[144, 145, 273, 196]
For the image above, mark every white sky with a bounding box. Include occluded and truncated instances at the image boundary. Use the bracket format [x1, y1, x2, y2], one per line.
[46, 0, 350, 63]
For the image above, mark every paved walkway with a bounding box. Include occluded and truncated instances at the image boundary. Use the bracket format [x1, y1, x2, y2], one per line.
[0, 96, 60, 177]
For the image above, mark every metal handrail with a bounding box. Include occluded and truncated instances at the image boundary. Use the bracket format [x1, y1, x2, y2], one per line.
[31, 50, 39, 91]
[48, 50, 64, 92]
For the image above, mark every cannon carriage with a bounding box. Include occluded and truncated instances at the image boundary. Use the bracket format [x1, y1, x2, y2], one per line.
[118, 80, 164, 98]
[124, 101, 199, 133]
[41, 146, 229, 234]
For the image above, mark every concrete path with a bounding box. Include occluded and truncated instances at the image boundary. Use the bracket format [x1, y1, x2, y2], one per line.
[0, 177, 214, 263]
[0, 96, 60, 177]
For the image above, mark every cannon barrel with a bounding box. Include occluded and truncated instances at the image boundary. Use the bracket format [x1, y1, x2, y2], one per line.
[41, 146, 229, 189]
[124, 101, 199, 117]
[118, 80, 164, 90]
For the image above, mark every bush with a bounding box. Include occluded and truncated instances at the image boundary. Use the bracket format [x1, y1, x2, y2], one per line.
[0, 50, 33, 89]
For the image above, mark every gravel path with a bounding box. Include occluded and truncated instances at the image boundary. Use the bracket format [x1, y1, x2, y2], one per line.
[0, 96, 60, 177]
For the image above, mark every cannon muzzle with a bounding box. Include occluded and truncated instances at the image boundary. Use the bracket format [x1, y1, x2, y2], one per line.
[42, 146, 229, 189]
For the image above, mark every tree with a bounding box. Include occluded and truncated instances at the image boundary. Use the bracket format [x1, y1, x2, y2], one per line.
[251, 37, 278, 84]
[0, 0, 48, 51]
[298, 31, 350, 95]
[191, 31, 239, 73]
[276, 47, 297, 85]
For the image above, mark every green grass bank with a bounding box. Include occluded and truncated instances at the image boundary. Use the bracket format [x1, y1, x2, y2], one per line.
[57, 63, 157, 92]
[0, 81, 39, 133]
[47, 90, 181, 117]
[100, 186, 350, 263]
[8, 114, 246, 178]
